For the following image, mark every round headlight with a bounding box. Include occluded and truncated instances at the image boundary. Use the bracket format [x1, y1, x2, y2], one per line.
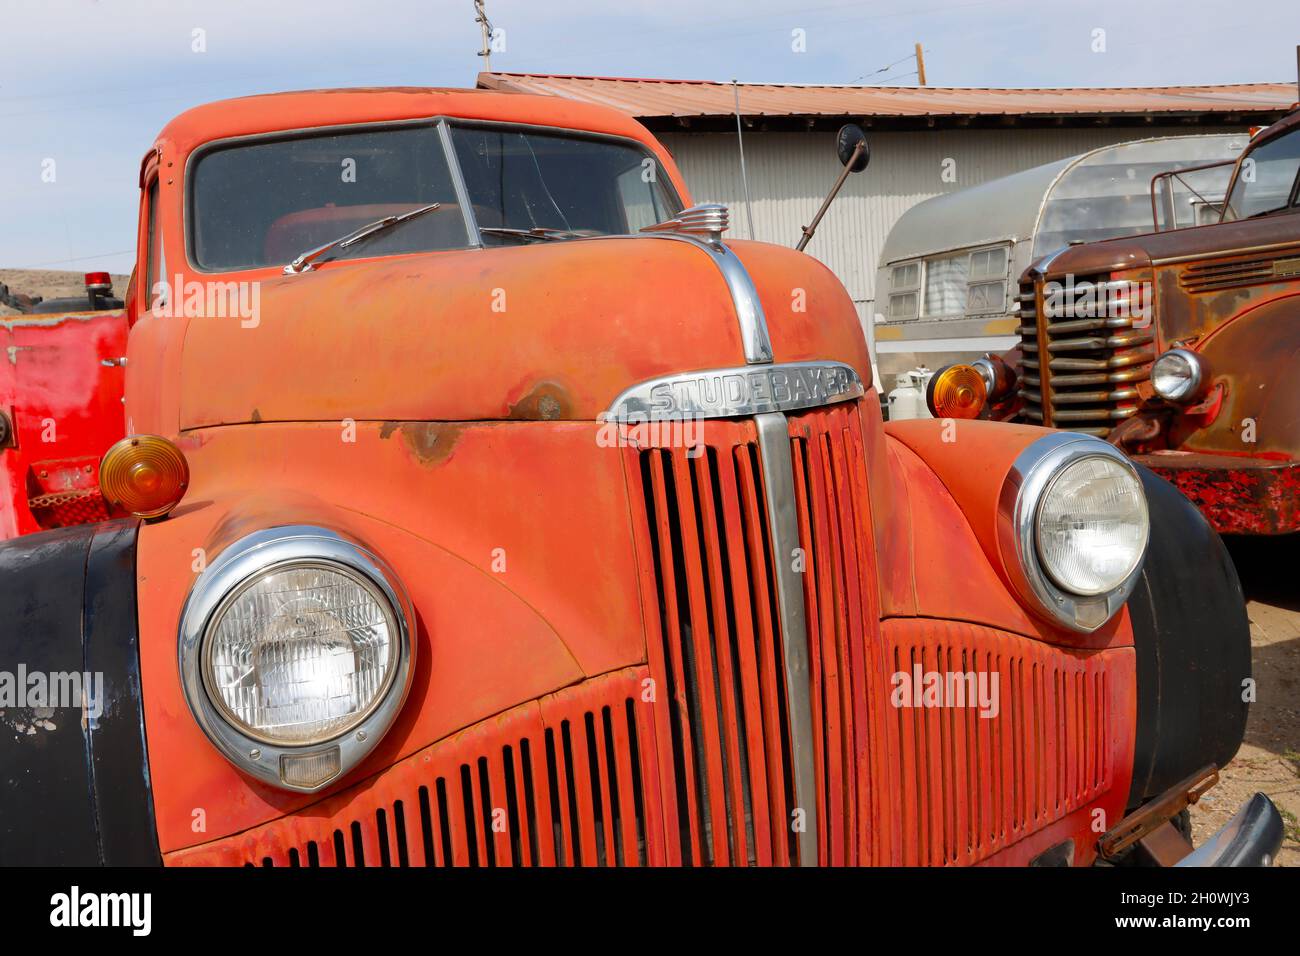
[203, 561, 398, 745]
[1151, 348, 1205, 402]
[998, 434, 1150, 633]
[1035, 455, 1148, 595]
[180, 527, 415, 792]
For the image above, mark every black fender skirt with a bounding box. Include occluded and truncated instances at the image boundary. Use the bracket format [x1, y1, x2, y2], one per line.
[0, 520, 160, 865]
[1125, 467, 1252, 807]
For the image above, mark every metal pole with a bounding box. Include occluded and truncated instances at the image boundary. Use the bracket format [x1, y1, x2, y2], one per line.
[733, 80, 756, 240]
[915, 42, 927, 86]
[476, 0, 492, 73]
[796, 140, 865, 252]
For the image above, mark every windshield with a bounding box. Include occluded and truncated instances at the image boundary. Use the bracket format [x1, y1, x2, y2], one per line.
[1222, 127, 1300, 221]
[189, 121, 683, 271]
[448, 124, 682, 242]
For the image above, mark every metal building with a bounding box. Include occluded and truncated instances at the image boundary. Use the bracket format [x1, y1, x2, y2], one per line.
[478, 72, 1294, 338]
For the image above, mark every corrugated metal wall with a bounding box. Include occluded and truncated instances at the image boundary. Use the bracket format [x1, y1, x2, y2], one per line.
[658, 126, 1238, 321]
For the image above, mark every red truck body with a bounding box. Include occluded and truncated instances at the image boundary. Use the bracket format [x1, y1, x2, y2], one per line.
[0, 302, 128, 538]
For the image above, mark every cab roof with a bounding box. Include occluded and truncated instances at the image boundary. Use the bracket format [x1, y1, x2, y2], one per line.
[150, 87, 658, 163]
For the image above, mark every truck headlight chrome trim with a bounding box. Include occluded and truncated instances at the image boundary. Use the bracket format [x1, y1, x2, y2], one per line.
[179, 526, 416, 792]
[997, 433, 1149, 633]
[1151, 348, 1208, 403]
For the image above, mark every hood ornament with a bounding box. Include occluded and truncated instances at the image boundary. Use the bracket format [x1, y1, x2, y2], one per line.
[641, 203, 729, 246]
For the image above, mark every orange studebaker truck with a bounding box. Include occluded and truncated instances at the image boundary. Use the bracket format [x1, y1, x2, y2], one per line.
[0, 87, 1280, 867]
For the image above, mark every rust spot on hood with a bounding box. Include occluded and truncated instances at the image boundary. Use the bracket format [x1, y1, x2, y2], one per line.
[380, 421, 464, 466]
[508, 381, 571, 421]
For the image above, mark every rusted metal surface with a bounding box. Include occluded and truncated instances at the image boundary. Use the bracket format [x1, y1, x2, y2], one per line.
[1136, 452, 1300, 535]
[1136, 821, 1195, 865]
[477, 72, 1297, 122]
[1098, 765, 1217, 860]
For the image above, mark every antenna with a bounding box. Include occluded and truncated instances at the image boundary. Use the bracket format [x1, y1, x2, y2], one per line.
[732, 80, 756, 240]
[475, 0, 494, 73]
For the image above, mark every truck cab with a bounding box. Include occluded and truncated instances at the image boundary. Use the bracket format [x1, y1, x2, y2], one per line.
[0, 88, 1279, 868]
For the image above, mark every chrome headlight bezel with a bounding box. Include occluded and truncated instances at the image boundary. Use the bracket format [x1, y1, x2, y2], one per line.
[179, 526, 416, 793]
[1151, 347, 1207, 403]
[997, 433, 1149, 633]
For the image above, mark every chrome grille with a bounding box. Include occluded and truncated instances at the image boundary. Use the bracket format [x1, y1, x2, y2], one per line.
[1018, 275, 1153, 437]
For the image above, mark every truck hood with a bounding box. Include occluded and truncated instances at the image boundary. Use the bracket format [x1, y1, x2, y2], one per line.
[178, 237, 871, 428]
[1029, 210, 1300, 279]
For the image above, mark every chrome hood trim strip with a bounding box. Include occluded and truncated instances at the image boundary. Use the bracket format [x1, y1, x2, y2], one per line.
[603, 360, 864, 422]
[577, 228, 770, 364]
[632, 232, 774, 364]
[754, 412, 819, 866]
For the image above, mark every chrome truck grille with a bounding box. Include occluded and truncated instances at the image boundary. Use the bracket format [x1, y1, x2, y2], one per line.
[1017, 276, 1153, 437]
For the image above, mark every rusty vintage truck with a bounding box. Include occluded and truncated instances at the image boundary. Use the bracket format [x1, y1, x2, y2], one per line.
[946, 108, 1300, 536]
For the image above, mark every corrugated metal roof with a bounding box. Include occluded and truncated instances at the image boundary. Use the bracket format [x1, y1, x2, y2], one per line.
[477, 72, 1297, 119]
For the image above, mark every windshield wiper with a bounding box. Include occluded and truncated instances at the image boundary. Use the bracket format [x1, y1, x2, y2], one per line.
[478, 226, 580, 243]
[283, 202, 443, 274]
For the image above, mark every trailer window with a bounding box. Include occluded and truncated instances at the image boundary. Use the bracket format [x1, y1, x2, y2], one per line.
[923, 253, 969, 316]
[887, 261, 920, 319]
[965, 246, 1008, 315]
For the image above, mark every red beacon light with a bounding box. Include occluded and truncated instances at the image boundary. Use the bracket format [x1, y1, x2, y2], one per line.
[84, 271, 112, 291]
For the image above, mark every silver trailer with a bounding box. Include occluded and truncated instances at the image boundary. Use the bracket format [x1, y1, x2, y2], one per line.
[871, 133, 1249, 411]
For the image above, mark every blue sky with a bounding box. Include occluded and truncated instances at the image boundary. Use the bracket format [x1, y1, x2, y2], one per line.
[2, 0, 1297, 275]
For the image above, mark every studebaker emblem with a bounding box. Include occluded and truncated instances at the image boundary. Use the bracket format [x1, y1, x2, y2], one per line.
[602, 360, 865, 421]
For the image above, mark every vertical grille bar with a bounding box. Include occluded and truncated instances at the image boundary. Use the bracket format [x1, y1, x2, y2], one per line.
[754, 412, 819, 866]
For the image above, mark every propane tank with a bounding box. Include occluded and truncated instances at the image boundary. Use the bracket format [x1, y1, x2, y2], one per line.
[886, 367, 934, 421]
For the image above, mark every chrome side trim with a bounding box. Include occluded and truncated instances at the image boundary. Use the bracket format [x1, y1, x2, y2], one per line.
[996, 432, 1150, 632]
[604, 360, 863, 421]
[178, 525, 416, 793]
[636, 232, 774, 364]
[754, 412, 818, 866]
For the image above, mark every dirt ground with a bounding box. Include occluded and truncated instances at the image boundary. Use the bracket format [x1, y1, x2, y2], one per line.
[1189, 535, 1300, 866]
[0, 268, 131, 316]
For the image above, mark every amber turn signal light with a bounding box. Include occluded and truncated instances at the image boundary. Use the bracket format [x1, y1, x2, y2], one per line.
[925, 364, 988, 420]
[99, 435, 190, 519]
